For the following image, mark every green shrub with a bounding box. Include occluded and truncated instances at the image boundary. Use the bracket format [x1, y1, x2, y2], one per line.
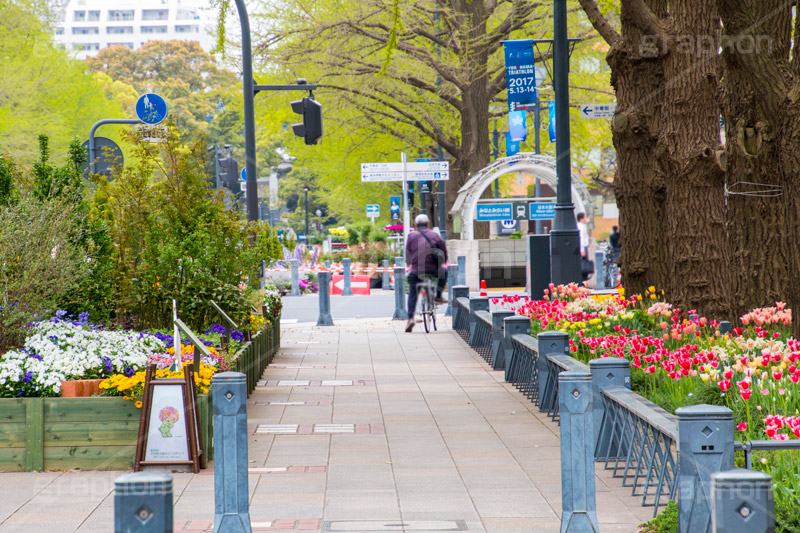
[638, 501, 678, 533]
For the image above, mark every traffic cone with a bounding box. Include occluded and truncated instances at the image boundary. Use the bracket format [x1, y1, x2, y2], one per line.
[480, 280, 487, 296]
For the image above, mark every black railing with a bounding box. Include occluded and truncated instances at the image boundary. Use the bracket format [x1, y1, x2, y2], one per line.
[470, 311, 493, 363]
[508, 335, 540, 405]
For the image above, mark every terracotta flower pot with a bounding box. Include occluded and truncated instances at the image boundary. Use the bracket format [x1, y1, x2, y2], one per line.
[60, 378, 105, 398]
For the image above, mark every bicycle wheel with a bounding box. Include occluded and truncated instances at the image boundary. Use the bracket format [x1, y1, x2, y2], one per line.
[429, 289, 437, 331]
[420, 287, 430, 333]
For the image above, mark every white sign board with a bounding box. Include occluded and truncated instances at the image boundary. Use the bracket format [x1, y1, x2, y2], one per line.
[361, 161, 450, 182]
[580, 104, 617, 119]
[144, 384, 189, 463]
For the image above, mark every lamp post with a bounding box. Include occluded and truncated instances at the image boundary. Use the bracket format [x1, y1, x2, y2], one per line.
[549, 0, 581, 284]
[304, 186, 310, 243]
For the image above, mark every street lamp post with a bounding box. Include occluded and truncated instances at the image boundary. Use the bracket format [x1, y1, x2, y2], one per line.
[549, 0, 581, 284]
[304, 186, 310, 243]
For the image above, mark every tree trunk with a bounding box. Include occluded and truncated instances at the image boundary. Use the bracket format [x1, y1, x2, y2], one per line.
[660, 0, 730, 319]
[608, 0, 671, 298]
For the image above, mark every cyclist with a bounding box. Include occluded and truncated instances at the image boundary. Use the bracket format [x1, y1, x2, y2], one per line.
[404, 214, 448, 332]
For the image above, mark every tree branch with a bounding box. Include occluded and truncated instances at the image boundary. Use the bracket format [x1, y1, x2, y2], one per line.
[577, 0, 621, 46]
[626, 0, 669, 42]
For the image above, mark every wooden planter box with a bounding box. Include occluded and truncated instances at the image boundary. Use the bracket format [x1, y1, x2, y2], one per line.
[0, 393, 212, 472]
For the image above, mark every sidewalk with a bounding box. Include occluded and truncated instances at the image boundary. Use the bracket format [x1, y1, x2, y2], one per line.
[0, 317, 652, 532]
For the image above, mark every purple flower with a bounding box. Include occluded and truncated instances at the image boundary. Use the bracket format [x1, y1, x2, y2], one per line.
[103, 356, 113, 373]
[56, 310, 68, 318]
[124, 366, 135, 377]
[78, 312, 90, 325]
[22, 372, 33, 384]
[231, 330, 245, 342]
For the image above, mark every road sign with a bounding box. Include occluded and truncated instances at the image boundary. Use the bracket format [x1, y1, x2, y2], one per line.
[500, 220, 517, 229]
[419, 181, 431, 195]
[361, 161, 450, 182]
[580, 104, 617, 119]
[366, 204, 380, 218]
[241, 167, 246, 181]
[81, 137, 123, 180]
[477, 203, 513, 221]
[513, 201, 528, 221]
[135, 93, 168, 125]
[529, 202, 556, 220]
[136, 124, 168, 143]
[330, 275, 371, 295]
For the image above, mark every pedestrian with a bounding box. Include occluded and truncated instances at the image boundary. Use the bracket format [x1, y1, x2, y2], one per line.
[609, 225, 620, 262]
[577, 212, 592, 281]
[404, 214, 448, 332]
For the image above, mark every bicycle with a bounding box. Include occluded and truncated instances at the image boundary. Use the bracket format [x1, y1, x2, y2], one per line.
[416, 274, 438, 333]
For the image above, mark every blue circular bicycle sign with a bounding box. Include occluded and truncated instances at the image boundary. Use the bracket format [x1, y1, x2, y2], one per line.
[135, 93, 168, 125]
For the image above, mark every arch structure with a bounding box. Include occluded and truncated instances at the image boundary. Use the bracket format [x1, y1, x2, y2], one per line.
[450, 153, 593, 240]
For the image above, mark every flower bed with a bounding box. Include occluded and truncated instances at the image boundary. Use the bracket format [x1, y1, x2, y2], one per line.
[501, 285, 800, 526]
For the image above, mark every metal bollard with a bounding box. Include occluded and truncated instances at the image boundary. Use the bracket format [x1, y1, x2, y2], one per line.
[537, 331, 569, 412]
[289, 259, 300, 296]
[382, 260, 391, 290]
[490, 310, 514, 370]
[316, 271, 333, 326]
[594, 250, 605, 290]
[467, 296, 489, 346]
[114, 472, 173, 533]
[342, 257, 353, 296]
[324, 259, 331, 269]
[395, 256, 405, 268]
[589, 358, 631, 459]
[451, 285, 469, 328]
[559, 370, 600, 533]
[711, 469, 775, 533]
[457, 255, 466, 286]
[213, 372, 252, 532]
[676, 404, 734, 533]
[503, 316, 531, 382]
[392, 267, 408, 320]
[444, 264, 458, 317]
[719, 321, 732, 335]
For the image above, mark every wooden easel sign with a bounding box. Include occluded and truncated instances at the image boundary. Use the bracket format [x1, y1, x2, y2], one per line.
[134, 364, 202, 473]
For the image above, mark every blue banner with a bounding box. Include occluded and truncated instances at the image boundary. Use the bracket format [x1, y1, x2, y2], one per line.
[508, 110, 527, 142]
[548, 101, 556, 143]
[477, 204, 513, 221]
[505, 133, 520, 157]
[504, 40, 538, 109]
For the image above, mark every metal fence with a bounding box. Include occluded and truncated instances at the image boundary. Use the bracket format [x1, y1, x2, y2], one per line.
[541, 354, 589, 424]
[470, 311, 493, 363]
[597, 386, 678, 515]
[453, 297, 470, 341]
[507, 335, 540, 405]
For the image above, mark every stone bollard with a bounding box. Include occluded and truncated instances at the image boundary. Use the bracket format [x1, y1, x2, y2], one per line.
[213, 372, 252, 532]
[444, 264, 458, 317]
[503, 316, 531, 383]
[457, 255, 466, 286]
[676, 404, 734, 533]
[114, 472, 173, 533]
[589, 358, 631, 459]
[490, 310, 514, 370]
[382, 260, 391, 290]
[559, 370, 600, 533]
[467, 296, 489, 346]
[324, 259, 331, 269]
[537, 331, 569, 412]
[316, 271, 333, 326]
[711, 469, 775, 533]
[719, 321, 732, 335]
[594, 250, 605, 290]
[289, 259, 300, 296]
[342, 257, 353, 296]
[392, 267, 408, 320]
[451, 286, 469, 329]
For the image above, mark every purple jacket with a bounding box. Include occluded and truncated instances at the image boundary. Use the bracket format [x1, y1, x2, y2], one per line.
[405, 228, 448, 274]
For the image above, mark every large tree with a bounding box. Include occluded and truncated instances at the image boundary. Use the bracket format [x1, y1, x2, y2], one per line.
[247, 0, 602, 235]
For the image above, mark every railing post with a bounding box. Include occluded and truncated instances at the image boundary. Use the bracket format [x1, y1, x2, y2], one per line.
[289, 259, 300, 296]
[589, 358, 631, 459]
[490, 310, 514, 370]
[719, 321, 732, 335]
[558, 370, 600, 533]
[503, 316, 531, 382]
[457, 255, 466, 286]
[395, 256, 404, 268]
[594, 250, 605, 290]
[537, 331, 569, 412]
[676, 404, 734, 533]
[212, 372, 252, 532]
[392, 267, 408, 320]
[711, 469, 774, 533]
[451, 286, 469, 328]
[468, 296, 490, 346]
[316, 271, 333, 326]
[114, 472, 173, 533]
[324, 259, 331, 269]
[341, 257, 353, 296]
[382, 260, 391, 290]
[445, 264, 458, 317]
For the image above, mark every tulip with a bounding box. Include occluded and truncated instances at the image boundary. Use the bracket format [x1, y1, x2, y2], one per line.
[737, 422, 747, 431]
[718, 380, 731, 391]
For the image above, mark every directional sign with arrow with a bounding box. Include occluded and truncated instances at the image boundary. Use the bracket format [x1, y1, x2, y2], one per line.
[580, 104, 616, 119]
[330, 275, 371, 295]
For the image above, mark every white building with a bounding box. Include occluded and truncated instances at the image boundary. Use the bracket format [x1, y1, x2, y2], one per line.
[54, 0, 217, 59]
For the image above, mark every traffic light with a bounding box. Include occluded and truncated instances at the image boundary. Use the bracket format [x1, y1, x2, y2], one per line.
[290, 96, 323, 145]
[216, 149, 240, 195]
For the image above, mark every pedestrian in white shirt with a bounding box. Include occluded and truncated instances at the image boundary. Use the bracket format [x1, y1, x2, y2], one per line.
[577, 212, 589, 258]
